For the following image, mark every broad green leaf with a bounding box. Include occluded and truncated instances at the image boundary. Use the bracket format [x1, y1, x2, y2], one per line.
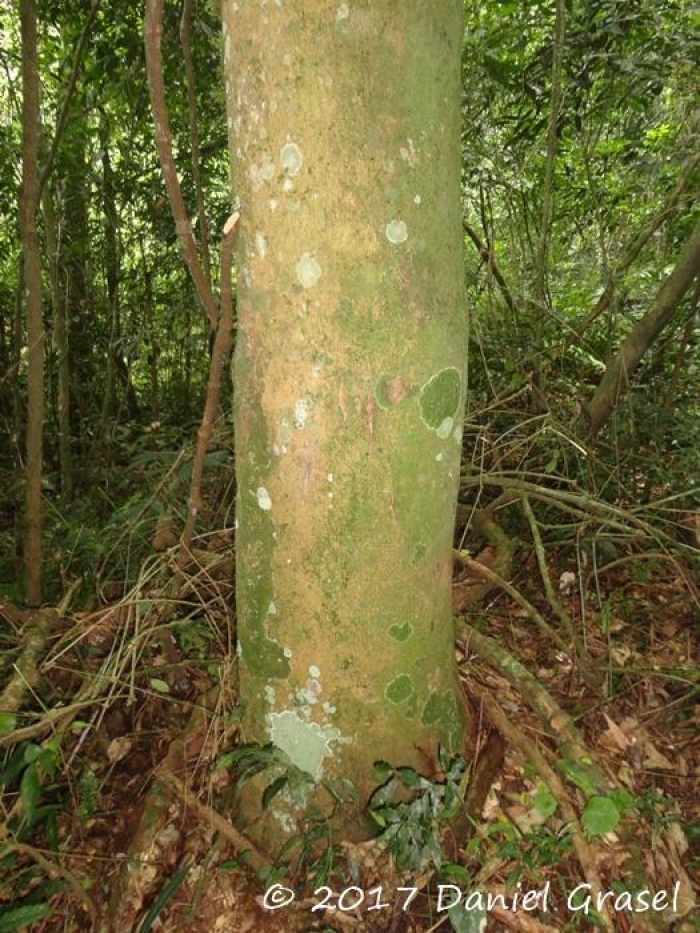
[582, 796, 621, 838]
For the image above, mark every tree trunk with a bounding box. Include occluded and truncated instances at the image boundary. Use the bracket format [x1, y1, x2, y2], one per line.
[19, 0, 44, 607]
[43, 187, 72, 499]
[584, 218, 700, 439]
[223, 0, 467, 850]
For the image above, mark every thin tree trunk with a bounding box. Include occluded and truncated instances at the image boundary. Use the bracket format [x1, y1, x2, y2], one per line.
[97, 115, 121, 443]
[534, 0, 566, 316]
[19, 0, 44, 606]
[42, 188, 72, 498]
[584, 218, 700, 438]
[570, 151, 700, 343]
[180, 0, 212, 285]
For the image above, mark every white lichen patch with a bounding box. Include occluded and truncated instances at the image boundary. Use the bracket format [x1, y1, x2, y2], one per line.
[399, 138, 418, 166]
[282, 177, 294, 192]
[299, 678, 322, 704]
[269, 197, 278, 212]
[256, 486, 272, 510]
[294, 399, 309, 428]
[280, 141, 302, 175]
[265, 685, 276, 705]
[414, 194, 421, 205]
[385, 219, 408, 244]
[267, 601, 277, 615]
[436, 417, 454, 439]
[336, 2, 349, 18]
[266, 710, 347, 780]
[283, 646, 293, 659]
[435, 452, 444, 462]
[309, 664, 321, 678]
[296, 254, 321, 289]
[255, 231, 267, 258]
[249, 152, 274, 190]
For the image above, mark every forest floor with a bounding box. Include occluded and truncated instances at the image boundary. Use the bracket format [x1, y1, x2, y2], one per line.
[3, 521, 697, 933]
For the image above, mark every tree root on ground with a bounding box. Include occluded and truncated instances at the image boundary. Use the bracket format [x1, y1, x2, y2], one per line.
[457, 619, 674, 932]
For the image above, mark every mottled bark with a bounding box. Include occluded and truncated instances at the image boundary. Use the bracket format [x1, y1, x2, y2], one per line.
[19, 0, 44, 607]
[224, 0, 467, 849]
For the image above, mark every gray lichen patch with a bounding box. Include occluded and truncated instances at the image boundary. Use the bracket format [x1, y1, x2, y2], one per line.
[267, 710, 347, 780]
[385, 219, 408, 244]
[418, 367, 461, 431]
[296, 253, 322, 289]
[280, 141, 302, 175]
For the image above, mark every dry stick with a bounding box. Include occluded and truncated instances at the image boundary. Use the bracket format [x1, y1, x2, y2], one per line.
[144, 0, 219, 331]
[161, 771, 270, 875]
[569, 150, 700, 344]
[180, 0, 212, 285]
[470, 684, 614, 933]
[519, 493, 577, 644]
[459, 556, 573, 657]
[179, 212, 239, 558]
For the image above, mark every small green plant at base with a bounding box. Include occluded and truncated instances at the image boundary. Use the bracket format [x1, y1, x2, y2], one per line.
[367, 748, 467, 874]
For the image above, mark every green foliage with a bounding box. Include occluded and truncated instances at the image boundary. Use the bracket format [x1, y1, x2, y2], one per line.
[368, 750, 466, 873]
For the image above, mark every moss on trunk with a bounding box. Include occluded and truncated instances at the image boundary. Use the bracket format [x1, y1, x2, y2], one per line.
[223, 0, 467, 852]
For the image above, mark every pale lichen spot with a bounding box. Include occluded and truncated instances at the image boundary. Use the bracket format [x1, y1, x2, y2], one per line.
[294, 399, 309, 429]
[282, 177, 294, 192]
[436, 452, 445, 462]
[453, 424, 464, 445]
[280, 141, 302, 176]
[436, 417, 454, 439]
[267, 601, 277, 615]
[265, 685, 276, 705]
[266, 710, 347, 780]
[309, 664, 320, 678]
[249, 152, 274, 190]
[283, 646, 293, 659]
[327, 473, 333, 483]
[296, 254, 321, 289]
[282, 53, 292, 67]
[255, 231, 268, 258]
[256, 487, 272, 511]
[269, 198, 278, 212]
[385, 219, 408, 244]
[414, 194, 421, 205]
[336, 2, 349, 18]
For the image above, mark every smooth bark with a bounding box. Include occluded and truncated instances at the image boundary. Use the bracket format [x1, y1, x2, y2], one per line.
[224, 0, 467, 849]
